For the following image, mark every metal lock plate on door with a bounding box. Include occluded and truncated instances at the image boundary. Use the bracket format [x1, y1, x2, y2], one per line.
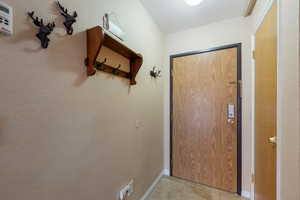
[227, 104, 235, 119]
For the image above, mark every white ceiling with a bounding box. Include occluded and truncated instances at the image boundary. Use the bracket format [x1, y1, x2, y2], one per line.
[140, 0, 249, 33]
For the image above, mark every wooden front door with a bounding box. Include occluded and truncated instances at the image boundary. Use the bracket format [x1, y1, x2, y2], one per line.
[254, 3, 277, 200]
[171, 45, 241, 193]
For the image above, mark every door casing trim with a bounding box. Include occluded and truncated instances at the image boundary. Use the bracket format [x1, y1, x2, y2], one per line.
[169, 43, 242, 195]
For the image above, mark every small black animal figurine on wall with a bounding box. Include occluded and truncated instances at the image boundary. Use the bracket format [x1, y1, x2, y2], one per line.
[56, 1, 77, 35]
[28, 11, 55, 48]
[150, 66, 162, 78]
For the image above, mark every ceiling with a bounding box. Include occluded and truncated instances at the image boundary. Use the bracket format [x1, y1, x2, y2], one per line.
[140, 0, 250, 33]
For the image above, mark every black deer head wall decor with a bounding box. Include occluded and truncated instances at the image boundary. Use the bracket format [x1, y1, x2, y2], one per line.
[28, 11, 55, 49]
[56, 1, 77, 35]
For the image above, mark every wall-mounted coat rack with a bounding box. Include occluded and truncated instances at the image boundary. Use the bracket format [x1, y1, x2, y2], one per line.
[85, 26, 143, 85]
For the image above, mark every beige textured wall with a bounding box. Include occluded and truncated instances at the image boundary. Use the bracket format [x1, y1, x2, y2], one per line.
[163, 17, 253, 194]
[0, 0, 165, 200]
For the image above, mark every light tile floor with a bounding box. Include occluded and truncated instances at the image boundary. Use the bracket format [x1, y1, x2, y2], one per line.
[146, 176, 248, 200]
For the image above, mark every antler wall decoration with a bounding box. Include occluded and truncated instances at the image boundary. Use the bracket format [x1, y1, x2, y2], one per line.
[56, 1, 77, 35]
[27, 11, 55, 48]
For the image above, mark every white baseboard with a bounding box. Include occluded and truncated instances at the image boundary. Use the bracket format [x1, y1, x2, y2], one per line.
[241, 190, 251, 199]
[163, 168, 170, 176]
[139, 170, 164, 200]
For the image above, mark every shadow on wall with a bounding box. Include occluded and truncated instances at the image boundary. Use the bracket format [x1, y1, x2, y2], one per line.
[2, 19, 41, 52]
[2, 29, 132, 90]
[0, 2, 134, 90]
[46, 32, 89, 88]
[0, 1, 89, 88]
[2, 24, 88, 88]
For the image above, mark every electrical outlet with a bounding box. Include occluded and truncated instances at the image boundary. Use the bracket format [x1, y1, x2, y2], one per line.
[119, 179, 134, 200]
[127, 179, 133, 196]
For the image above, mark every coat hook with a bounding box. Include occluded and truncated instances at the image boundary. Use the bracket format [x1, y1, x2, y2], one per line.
[150, 66, 161, 78]
[112, 64, 121, 74]
[96, 58, 107, 70]
[101, 58, 107, 64]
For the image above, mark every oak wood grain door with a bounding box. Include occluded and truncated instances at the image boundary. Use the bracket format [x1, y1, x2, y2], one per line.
[171, 45, 241, 193]
[254, 3, 277, 200]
